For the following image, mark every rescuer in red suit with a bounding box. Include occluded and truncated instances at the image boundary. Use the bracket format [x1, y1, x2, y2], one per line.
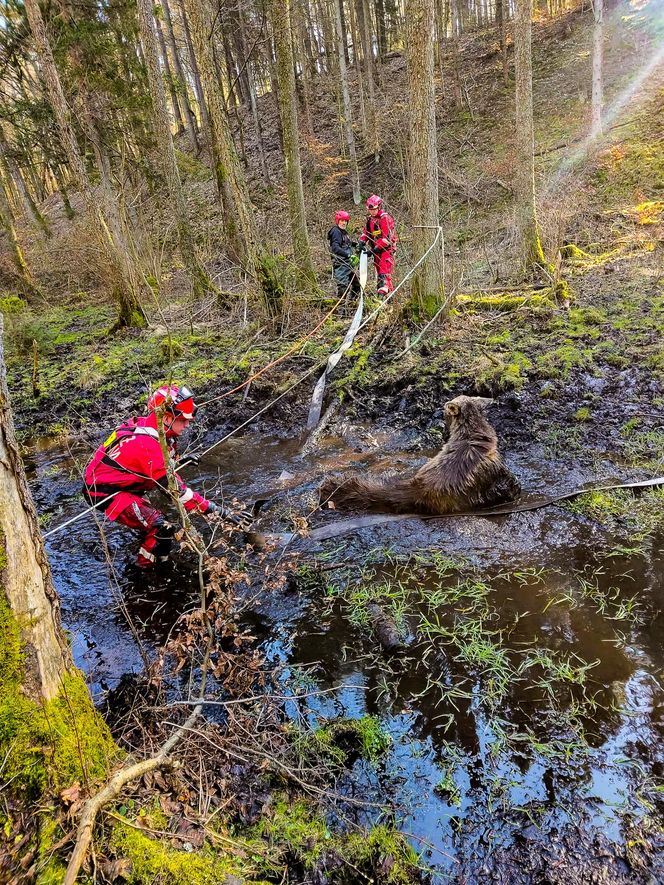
[359, 195, 397, 296]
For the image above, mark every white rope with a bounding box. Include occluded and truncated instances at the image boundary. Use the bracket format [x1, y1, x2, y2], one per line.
[356, 225, 443, 334]
[43, 227, 444, 541]
[42, 363, 321, 540]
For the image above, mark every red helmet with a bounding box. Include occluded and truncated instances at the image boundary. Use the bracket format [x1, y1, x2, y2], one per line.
[147, 385, 197, 420]
[366, 194, 383, 210]
[335, 210, 351, 224]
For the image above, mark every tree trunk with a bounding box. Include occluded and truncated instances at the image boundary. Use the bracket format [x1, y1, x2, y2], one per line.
[360, 0, 380, 159]
[0, 171, 38, 294]
[0, 315, 70, 702]
[161, 0, 199, 152]
[333, 0, 361, 203]
[237, 0, 270, 186]
[0, 131, 51, 237]
[228, 0, 251, 105]
[155, 9, 186, 134]
[514, 0, 544, 269]
[591, 0, 603, 137]
[54, 165, 76, 219]
[136, 0, 213, 297]
[176, 0, 210, 133]
[338, 0, 350, 63]
[405, 0, 445, 316]
[293, 0, 315, 134]
[184, 0, 256, 267]
[497, 0, 509, 84]
[269, 0, 315, 280]
[23, 0, 146, 327]
[449, 0, 464, 107]
[375, 0, 387, 58]
[348, 0, 369, 139]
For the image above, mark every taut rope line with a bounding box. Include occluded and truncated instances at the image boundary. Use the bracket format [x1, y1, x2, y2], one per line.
[42, 228, 445, 541]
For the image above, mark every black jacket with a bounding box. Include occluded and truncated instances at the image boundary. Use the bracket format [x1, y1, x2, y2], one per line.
[327, 225, 354, 266]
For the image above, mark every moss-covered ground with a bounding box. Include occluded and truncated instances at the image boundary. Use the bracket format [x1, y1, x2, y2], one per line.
[2, 5, 663, 884]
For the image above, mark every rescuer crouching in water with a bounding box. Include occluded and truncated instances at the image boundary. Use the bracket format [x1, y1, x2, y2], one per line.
[83, 385, 230, 569]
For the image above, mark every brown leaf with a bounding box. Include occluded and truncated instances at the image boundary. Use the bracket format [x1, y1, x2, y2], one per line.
[60, 781, 81, 806]
[99, 856, 132, 882]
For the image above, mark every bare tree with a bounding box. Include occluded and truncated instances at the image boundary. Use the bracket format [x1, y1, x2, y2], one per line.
[0, 170, 38, 294]
[160, 0, 199, 151]
[405, 0, 445, 315]
[268, 0, 315, 280]
[360, 0, 380, 159]
[513, 0, 545, 269]
[23, 0, 146, 327]
[136, 0, 214, 297]
[591, 0, 603, 137]
[333, 0, 361, 203]
[183, 0, 257, 267]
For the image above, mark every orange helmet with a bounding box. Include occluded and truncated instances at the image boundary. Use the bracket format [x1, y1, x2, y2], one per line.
[147, 385, 197, 420]
[366, 194, 383, 210]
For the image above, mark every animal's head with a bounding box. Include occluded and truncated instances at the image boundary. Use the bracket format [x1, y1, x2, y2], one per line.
[444, 395, 493, 422]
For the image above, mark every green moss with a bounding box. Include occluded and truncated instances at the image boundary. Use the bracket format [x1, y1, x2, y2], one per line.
[567, 487, 664, 540]
[343, 825, 420, 884]
[109, 821, 269, 884]
[486, 329, 512, 346]
[0, 295, 27, 314]
[457, 290, 555, 311]
[560, 244, 593, 261]
[174, 149, 210, 181]
[336, 343, 374, 393]
[536, 342, 594, 379]
[307, 716, 391, 765]
[256, 797, 419, 883]
[478, 351, 532, 392]
[574, 406, 591, 422]
[0, 596, 118, 799]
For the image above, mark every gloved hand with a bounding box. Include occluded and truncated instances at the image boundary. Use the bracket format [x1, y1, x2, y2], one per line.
[206, 502, 253, 528]
[182, 452, 200, 467]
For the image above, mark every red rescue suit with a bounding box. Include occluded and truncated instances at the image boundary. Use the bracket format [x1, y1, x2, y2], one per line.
[83, 413, 210, 568]
[359, 211, 397, 295]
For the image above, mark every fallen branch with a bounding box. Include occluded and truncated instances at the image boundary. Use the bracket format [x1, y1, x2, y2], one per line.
[62, 704, 202, 885]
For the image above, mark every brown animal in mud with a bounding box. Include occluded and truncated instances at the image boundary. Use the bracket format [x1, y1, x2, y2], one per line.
[320, 396, 521, 514]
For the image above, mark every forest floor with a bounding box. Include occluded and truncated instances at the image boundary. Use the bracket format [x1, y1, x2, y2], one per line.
[2, 2, 664, 884]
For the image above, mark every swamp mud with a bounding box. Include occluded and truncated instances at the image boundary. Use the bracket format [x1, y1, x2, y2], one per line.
[30, 418, 664, 883]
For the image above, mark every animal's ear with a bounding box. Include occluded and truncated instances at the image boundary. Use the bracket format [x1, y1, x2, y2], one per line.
[446, 401, 460, 416]
[472, 397, 494, 409]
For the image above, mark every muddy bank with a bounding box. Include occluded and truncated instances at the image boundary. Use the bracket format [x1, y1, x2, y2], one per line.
[29, 398, 664, 882]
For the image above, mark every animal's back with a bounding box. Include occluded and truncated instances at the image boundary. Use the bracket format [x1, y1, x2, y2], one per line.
[320, 396, 521, 515]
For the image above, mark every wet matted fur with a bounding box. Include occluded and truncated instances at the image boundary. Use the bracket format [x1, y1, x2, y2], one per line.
[319, 396, 521, 514]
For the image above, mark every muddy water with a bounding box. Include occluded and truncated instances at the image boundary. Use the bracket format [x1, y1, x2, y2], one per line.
[31, 429, 664, 881]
